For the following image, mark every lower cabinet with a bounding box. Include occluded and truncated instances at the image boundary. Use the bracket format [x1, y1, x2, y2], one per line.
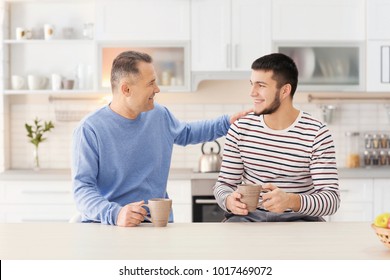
[0, 180, 77, 223]
[328, 178, 375, 222]
[167, 180, 192, 223]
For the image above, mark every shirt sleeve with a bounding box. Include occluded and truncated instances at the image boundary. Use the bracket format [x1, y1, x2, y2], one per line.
[298, 125, 340, 216]
[72, 124, 122, 225]
[213, 122, 244, 211]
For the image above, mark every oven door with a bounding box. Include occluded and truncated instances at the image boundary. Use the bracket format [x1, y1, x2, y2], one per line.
[192, 195, 226, 222]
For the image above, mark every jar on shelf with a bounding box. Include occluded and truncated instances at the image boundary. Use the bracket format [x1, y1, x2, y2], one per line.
[380, 134, 389, 149]
[372, 134, 380, 149]
[364, 134, 372, 149]
[379, 150, 387, 166]
[345, 132, 360, 168]
[363, 150, 371, 166]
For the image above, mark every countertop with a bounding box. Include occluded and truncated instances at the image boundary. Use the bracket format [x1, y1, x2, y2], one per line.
[0, 222, 389, 260]
[0, 167, 389, 181]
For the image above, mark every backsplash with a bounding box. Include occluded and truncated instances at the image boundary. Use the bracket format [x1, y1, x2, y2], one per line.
[8, 99, 390, 170]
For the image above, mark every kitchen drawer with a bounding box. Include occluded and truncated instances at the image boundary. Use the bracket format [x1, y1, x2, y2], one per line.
[338, 179, 374, 202]
[167, 180, 191, 204]
[0, 181, 73, 204]
[0, 204, 77, 223]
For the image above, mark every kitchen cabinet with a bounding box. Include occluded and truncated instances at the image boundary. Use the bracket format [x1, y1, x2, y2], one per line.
[2, 0, 96, 95]
[366, 0, 390, 92]
[0, 180, 77, 222]
[275, 43, 365, 92]
[373, 179, 390, 215]
[272, 0, 366, 41]
[166, 179, 191, 223]
[328, 178, 374, 222]
[95, 0, 190, 41]
[191, 0, 271, 72]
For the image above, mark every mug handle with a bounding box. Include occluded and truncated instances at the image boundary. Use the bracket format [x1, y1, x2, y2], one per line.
[141, 203, 152, 223]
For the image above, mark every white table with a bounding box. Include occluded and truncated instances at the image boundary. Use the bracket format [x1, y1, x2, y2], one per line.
[0, 222, 389, 260]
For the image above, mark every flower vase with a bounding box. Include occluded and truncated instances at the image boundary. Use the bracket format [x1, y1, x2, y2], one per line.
[33, 146, 40, 171]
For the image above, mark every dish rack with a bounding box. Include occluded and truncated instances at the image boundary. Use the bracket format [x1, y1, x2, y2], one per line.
[371, 224, 390, 249]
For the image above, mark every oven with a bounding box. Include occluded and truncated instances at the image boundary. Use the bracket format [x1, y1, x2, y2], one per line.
[191, 178, 226, 222]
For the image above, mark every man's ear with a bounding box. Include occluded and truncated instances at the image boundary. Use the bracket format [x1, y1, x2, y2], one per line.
[120, 82, 132, 97]
[281, 84, 292, 99]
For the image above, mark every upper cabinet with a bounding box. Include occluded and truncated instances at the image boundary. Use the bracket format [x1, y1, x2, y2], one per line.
[191, 0, 271, 72]
[272, 0, 366, 41]
[95, 0, 190, 41]
[3, 0, 96, 94]
[366, 0, 390, 92]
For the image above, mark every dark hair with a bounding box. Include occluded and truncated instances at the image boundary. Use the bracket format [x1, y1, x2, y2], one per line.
[110, 50, 153, 90]
[251, 53, 298, 97]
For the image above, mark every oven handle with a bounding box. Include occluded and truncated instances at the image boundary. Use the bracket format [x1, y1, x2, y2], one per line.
[195, 199, 218, 204]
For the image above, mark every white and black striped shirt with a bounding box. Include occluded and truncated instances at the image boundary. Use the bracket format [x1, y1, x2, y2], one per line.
[213, 111, 340, 217]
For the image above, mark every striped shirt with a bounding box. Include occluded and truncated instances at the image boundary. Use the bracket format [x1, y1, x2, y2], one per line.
[213, 111, 340, 217]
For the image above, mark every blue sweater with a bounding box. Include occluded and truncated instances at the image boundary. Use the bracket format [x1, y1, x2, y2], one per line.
[72, 103, 230, 225]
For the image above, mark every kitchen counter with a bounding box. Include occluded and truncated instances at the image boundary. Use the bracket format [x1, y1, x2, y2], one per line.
[1, 167, 390, 181]
[0, 222, 389, 260]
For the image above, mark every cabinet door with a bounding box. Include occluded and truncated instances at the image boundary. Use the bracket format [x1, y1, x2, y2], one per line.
[191, 0, 231, 71]
[272, 0, 365, 41]
[231, 0, 272, 70]
[366, 41, 390, 92]
[373, 179, 390, 215]
[167, 180, 191, 222]
[367, 0, 390, 40]
[95, 0, 190, 40]
[329, 179, 374, 222]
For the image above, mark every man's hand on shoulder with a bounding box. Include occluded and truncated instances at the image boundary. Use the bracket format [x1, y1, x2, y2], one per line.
[229, 108, 253, 124]
[116, 200, 147, 227]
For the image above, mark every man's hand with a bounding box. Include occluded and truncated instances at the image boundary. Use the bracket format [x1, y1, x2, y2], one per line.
[116, 200, 148, 227]
[229, 108, 253, 124]
[225, 192, 249, 215]
[261, 183, 301, 213]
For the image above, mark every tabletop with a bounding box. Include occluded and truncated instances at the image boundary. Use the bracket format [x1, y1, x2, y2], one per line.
[0, 222, 389, 260]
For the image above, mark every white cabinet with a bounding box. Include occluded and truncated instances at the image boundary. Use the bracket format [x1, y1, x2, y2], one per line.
[191, 0, 271, 71]
[0, 180, 77, 223]
[367, 0, 390, 40]
[2, 0, 96, 94]
[366, 41, 390, 92]
[329, 179, 374, 222]
[95, 0, 190, 40]
[366, 0, 390, 92]
[167, 180, 191, 223]
[272, 0, 365, 41]
[373, 179, 390, 215]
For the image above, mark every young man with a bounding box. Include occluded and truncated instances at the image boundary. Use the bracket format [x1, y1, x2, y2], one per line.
[213, 53, 340, 222]
[72, 51, 250, 227]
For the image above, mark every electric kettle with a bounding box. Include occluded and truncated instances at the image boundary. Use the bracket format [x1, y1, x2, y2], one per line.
[198, 140, 222, 173]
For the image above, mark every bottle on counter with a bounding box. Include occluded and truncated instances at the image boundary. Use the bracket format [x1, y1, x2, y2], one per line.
[345, 132, 360, 168]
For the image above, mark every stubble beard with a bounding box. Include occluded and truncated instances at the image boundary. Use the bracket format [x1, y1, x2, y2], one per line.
[254, 90, 281, 116]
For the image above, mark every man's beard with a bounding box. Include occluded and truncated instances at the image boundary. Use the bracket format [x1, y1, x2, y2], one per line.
[254, 90, 281, 116]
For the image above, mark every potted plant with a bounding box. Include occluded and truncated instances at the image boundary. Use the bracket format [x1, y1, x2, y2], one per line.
[25, 117, 55, 170]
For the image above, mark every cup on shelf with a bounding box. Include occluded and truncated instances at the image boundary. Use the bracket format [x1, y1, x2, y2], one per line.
[44, 24, 54, 40]
[11, 75, 26, 90]
[27, 75, 47, 90]
[15, 27, 30, 40]
[62, 79, 75, 90]
[51, 74, 62, 90]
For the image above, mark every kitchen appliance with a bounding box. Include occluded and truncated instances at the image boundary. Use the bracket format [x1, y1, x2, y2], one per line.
[198, 141, 222, 173]
[191, 178, 226, 222]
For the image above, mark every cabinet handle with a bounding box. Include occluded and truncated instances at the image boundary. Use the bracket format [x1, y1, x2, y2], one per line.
[226, 44, 231, 68]
[21, 190, 70, 195]
[235, 44, 239, 68]
[381, 46, 390, 83]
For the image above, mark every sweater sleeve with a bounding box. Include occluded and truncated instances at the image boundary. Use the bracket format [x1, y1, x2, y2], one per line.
[162, 106, 231, 146]
[72, 124, 122, 225]
[298, 125, 340, 216]
[213, 122, 244, 211]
